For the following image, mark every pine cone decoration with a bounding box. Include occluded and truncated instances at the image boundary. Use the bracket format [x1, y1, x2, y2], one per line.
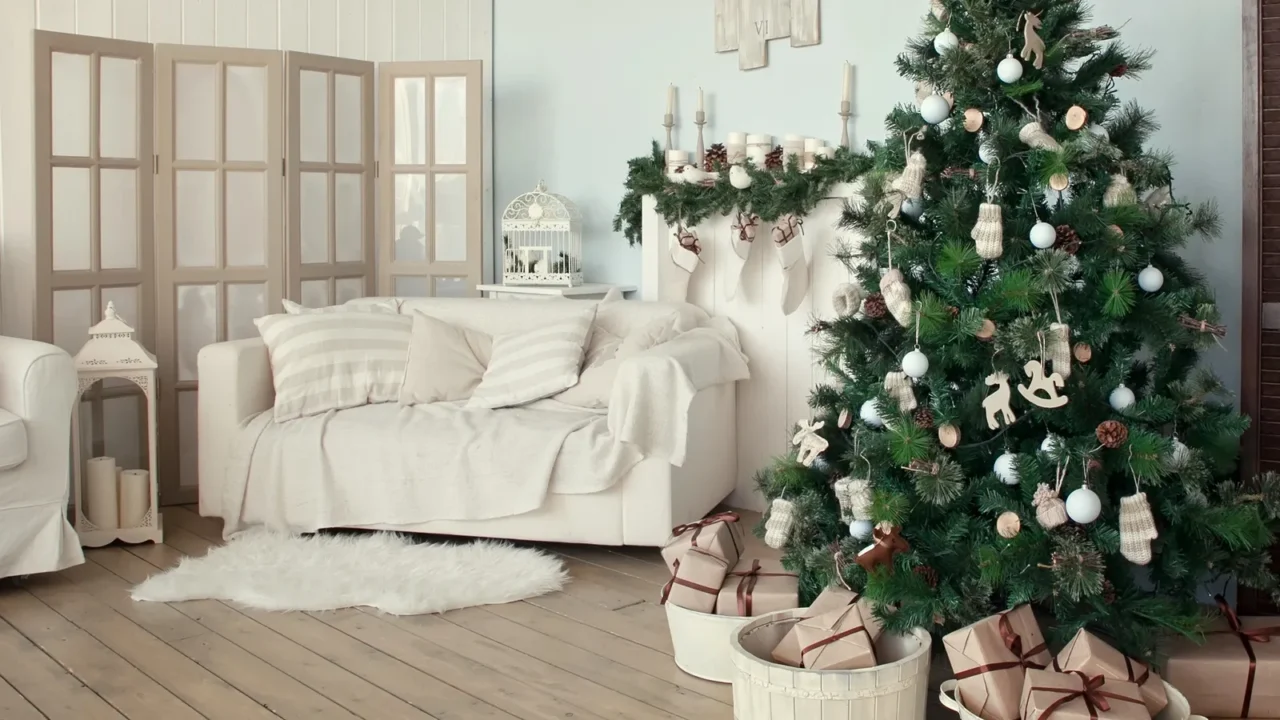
[914, 407, 936, 429]
[765, 146, 785, 171]
[1101, 579, 1117, 605]
[863, 293, 888, 319]
[704, 143, 728, 172]
[1096, 420, 1129, 449]
[914, 565, 939, 589]
[947, 306, 960, 319]
[1056, 224, 1081, 255]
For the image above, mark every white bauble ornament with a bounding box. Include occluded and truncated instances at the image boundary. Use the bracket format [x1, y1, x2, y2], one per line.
[979, 138, 998, 164]
[1066, 487, 1102, 524]
[921, 94, 952, 125]
[902, 349, 930, 379]
[1087, 124, 1111, 142]
[1109, 384, 1136, 411]
[934, 29, 959, 54]
[1170, 437, 1191, 469]
[1138, 265, 1164, 293]
[997, 54, 1024, 84]
[860, 399, 884, 428]
[994, 452, 1020, 485]
[901, 197, 925, 219]
[849, 519, 875, 540]
[1041, 435, 1060, 454]
[1030, 221, 1057, 249]
[729, 165, 754, 190]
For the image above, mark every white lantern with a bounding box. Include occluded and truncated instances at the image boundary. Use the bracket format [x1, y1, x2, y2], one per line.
[502, 181, 583, 287]
[71, 303, 162, 547]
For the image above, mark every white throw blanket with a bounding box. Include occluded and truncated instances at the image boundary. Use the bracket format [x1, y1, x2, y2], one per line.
[220, 325, 750, 538]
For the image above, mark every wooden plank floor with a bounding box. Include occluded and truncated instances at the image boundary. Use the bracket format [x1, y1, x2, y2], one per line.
[0, 506, 773, 720]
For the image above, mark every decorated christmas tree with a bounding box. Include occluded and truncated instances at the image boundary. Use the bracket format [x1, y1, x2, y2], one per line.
[758, 0, 1280, 660]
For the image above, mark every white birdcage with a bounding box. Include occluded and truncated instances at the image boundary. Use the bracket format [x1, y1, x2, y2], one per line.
[501, 181, 583, 287]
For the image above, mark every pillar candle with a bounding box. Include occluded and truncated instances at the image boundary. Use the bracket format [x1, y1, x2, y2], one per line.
[666, 150, 691, 172]
[842, 62, 853, 103]
[698, 87, 704, 114]
[746, 134, 772, 167]
[667, 84, 675, 115]
[118, 469, 150, 528]
[86, 456, 119, 530]
[726, 132, 747, 164]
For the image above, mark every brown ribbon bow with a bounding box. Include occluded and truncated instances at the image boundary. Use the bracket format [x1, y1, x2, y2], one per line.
[1031, 672, 1145, 720]
[1213, 594, 1280, 718]
[732, 213, 759, 243]
[728, 559, 797, 616]
[954, 609, 1047, 681]
[670, 512, 740, 555]
[659, 558, 720, 605]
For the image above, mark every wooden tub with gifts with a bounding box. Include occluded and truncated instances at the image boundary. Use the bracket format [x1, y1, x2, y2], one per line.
[729, 609, 932, 720]
[938, 679, 1204, 720]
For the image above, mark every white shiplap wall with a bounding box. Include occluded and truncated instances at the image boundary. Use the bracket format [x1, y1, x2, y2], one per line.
[0, 0, 494, 339]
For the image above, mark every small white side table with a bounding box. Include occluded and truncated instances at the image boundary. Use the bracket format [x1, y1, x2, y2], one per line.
[477, 283, 636, 301]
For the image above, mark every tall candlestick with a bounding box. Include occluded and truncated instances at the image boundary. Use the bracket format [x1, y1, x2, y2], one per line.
[695, 110, 707, 168]
[839, 101, 852, 149]
[665, 85, 676, 152]
[842, 62, 852, 103]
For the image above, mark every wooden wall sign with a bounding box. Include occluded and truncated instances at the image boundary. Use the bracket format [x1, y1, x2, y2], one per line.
[715, 0, 821, 71]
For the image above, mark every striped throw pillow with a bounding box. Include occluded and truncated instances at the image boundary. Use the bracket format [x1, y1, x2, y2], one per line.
[255, 311, 413, 422]
[467, 306, 597, 409]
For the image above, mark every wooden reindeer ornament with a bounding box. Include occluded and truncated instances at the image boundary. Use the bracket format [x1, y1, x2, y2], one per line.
[983, 371, 1017, 429]
[1019, 12, 1046, 69]
[792, 420, 830, 467]
[856, 524, 910, 574]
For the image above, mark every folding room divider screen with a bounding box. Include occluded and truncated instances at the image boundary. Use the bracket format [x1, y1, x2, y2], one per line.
[33, 29, 483, 505]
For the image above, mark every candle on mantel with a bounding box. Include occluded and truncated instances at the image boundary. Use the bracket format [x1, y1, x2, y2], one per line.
[698, 87, 705, 113]
[667, 84, 675, 115]
[842, 62, 852, 103]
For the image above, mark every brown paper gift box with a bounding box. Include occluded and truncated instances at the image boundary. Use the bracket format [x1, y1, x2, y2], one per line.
[715, 558, 799, 618]
[1054, 629, 1168, 715]
[660, 548, 729, 614]
[771, 586, 883, 667]
[1164, 604, 1280, 719]
[1019, 669, 1147, 720]
[660, 512, 743, 572]
[943, 605, 1053, 720]
[793, 603, 878, 671]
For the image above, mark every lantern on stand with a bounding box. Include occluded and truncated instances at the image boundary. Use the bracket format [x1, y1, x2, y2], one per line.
[71, 302, 162, 546]
[501, 181, 583, 287]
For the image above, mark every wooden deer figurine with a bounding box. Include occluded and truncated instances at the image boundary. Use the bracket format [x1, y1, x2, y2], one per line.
[983, 371, 1017, 429]
[1019, 12, 1046, 69]
[856, 524, 910, 574]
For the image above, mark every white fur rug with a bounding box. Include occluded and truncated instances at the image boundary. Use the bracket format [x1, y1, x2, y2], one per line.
[131, 528, 568, 614]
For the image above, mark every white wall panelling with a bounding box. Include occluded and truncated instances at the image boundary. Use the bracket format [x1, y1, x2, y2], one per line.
[642, 188, 857, 509]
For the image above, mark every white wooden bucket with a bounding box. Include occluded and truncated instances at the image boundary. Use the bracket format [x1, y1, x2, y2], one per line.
[729, 608, 932, 720]
[938, 678, 1205, 720]
[665, 601, 751, 683]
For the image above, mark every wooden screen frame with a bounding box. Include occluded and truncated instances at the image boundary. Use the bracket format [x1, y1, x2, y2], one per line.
[377, 60, 483, 297]
[34, 30, 155, 469]
[154, 44, 285, 505]
[1243, 0, 1263, 482]
[284, 52, 376, 305]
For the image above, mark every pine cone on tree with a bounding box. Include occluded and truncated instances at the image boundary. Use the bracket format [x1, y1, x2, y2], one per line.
[947, 305, 960, 319]
[1056, 224, 1081, 255]
[864, 293, 888, 319]
[764, 146, 785, 171]
[1101, 579, 1117, 605]
[914, 565, 938, 588]
[914, 407, 936, 429]
[1096, 420, 1129, 449]
[704, 143, 728, 172]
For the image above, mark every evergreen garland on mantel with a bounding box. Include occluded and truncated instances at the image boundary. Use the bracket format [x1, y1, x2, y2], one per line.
[613, 141, 875, 246]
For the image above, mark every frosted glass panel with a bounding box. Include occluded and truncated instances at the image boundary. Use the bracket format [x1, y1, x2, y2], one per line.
[175, 63, 218, 161]
[51, 167, 91, 271]
[434, 76, 467, 165]
[176, 284, 217, 382]
[435, 277, 469, 298]
[179, 391, 198, 487]
[393, 174, 426, 262]
[100, 168, 138, 270]
[51, 52, 90, 157]
[434, 173, 467, 262]
[53, 289, 92, 356]
[300, 280, 330, 308]
[335, 277, 363, 305]
[334, 73, 362, 164]
[394, 276, 429, 298]
[300, 172, 329, 264]
[334, 173, 362, 263]
[99, 57, 138, 159]
[176, 171, 218, 267]
[103, 396, 144, 472]
[299, 70, 328, 163]
[393, 77, 426, 165]
[101, 285, 141, 389]
[225, 65, 267, 162]
[226, 283, 266, 341]
[225, 171, 267, 267]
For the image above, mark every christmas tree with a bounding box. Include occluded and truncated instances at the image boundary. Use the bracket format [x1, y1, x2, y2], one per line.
[758, 0, 1280, 660]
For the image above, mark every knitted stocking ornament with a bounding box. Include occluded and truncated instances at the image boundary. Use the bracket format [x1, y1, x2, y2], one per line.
[1019, 121, 1063, 152]
[1033, 483, 1068, 530]
[765, 498, 796, 550]
[1047, 323, 1072, 379]
[832, 283, 865, 318]
[884, 371, 918, 412]
[893, 151, 927, 201]
[879, 269, 913, 327]
[971, 203, 1004, 259]
[1104, 173, 1138, 207]
[1119, 492, 1157, 565]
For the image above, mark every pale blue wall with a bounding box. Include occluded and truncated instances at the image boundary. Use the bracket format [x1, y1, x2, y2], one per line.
[493, 0, 1244, 393]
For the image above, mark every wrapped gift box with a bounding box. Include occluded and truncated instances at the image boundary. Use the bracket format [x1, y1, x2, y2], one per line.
[660, 512, 743, 572]
[1020, 669, 1147, 720]
[943, 605, 1052, 720]
[660, 548, 729, 614]
[771, 586, 882, 667]
[793, 602, 878, 671]
[1164, 603, 1280, 719]
[1054, 629, 1168, 715]
[715, 558, 798, 618]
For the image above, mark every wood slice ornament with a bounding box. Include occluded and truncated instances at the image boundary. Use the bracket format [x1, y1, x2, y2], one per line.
[1073, 343, 1093, 363]
[938, 423, 961, 448]
[976, 318, 996, 340]
[1017, 360, 1068, 409]
[964, 108, 985, 132]
[997, 511, 1022, 539]
[1066, 106, 1089, 131]
[1049, 173, 1071, 192]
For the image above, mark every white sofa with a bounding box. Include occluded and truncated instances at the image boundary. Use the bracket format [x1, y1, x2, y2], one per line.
[0, 337, 84, 579]
[198, 297, 744, 546]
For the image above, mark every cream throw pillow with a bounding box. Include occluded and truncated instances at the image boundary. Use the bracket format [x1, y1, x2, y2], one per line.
[468, 306, 597, 409]
[282, 298, 399, 314]
[399, 312, 493, 405]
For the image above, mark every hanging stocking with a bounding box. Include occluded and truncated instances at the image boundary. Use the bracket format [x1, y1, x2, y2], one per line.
[1047, 323, 1072, 379]
[1119, 491, 1157, 565]
[1104, 173, 1137, 207]
[661, 225, 701, 301]
[884, 371, 918, 412]
[971, 203, 1004, 259]
[774, 214, 809, 316]
[725, 212, 759, 301]
[880, 270, 913, 327]
[1019, 121, 1062, 152]
[765, 497, 796, 550]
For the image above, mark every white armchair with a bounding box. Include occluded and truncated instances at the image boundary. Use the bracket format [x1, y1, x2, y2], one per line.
[0, 337, 83, 578]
